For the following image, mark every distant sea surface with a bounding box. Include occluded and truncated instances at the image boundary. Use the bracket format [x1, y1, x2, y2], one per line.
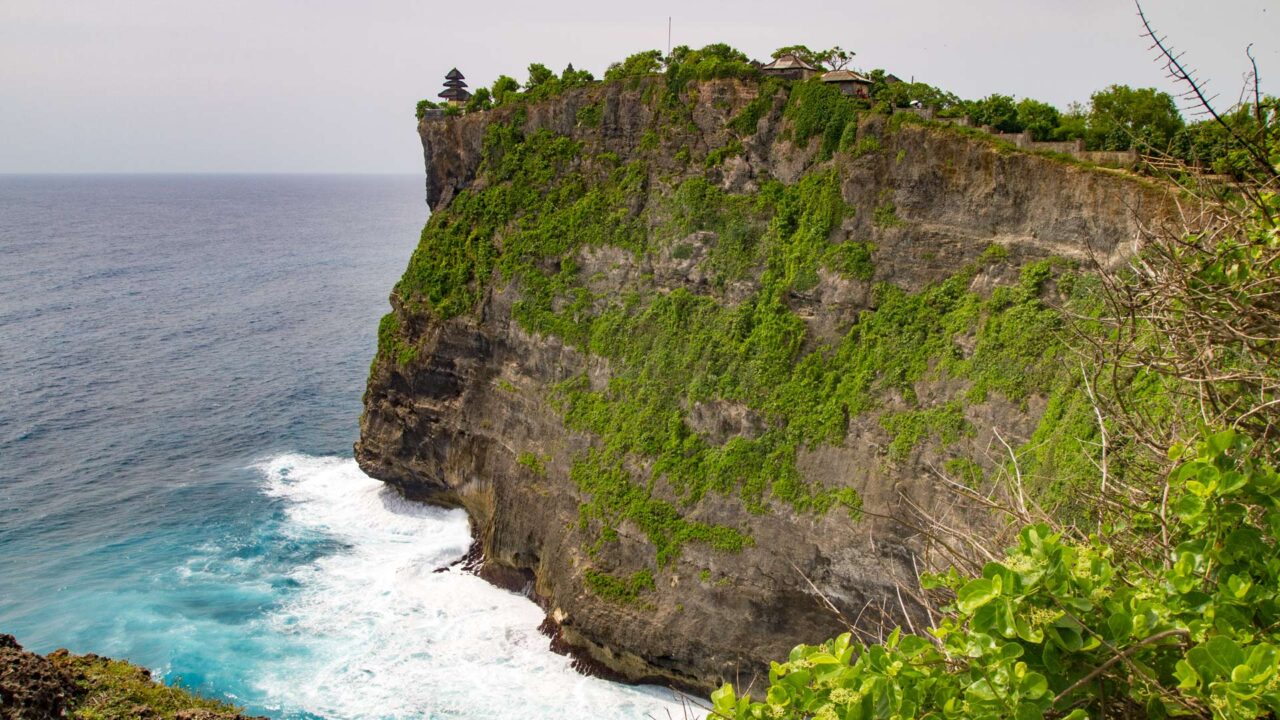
[0, 175, 680, 719]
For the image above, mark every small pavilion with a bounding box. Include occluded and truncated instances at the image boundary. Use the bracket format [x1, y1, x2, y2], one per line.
[760, 54, 820, 81]
[821, 69, 873, 98]
[438, 68, 472, 108]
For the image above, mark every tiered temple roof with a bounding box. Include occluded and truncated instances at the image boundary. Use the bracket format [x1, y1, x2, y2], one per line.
[438, 68, 472, 103]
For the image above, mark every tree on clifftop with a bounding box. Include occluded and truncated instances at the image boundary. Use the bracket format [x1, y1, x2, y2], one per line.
[491, 75, 520, 105]
[1087, 84, 1184, 151]
[770, 45, 854, 71]
[966, 93, 1021, 133]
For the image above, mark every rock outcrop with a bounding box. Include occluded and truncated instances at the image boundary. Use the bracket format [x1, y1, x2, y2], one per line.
[1, 634, 75, 720]
[0, 634, 262, 720]
[358, 77, 1171, 691]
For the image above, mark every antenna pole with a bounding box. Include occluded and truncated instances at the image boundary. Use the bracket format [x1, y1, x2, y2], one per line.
[667, 17, 672, 58]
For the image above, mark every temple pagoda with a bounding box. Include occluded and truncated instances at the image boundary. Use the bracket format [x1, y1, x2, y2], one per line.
[438, 68, 472, 108]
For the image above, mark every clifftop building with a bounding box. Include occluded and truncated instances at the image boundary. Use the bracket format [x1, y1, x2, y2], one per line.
[760, 53, 819, 81]
[821, 69, 873, 98]
[438, 68, 472, 108]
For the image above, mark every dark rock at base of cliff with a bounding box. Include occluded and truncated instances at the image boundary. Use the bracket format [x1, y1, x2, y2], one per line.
[1, 634, 75, 720]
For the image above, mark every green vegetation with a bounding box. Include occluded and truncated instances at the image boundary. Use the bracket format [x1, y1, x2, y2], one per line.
[1086, 84, 1184, 151]
[575, 100, 602, 127]
[1016, 97, 1061, 141]
[375, 312, 416, 366]
[845, 134, 880, 158]
[785, 79, 859, 160]
[729, 78, 782, 136]
[712, 432, 1280, 720]
[49, 651, 244, 720]
[664, 44, 757, 97]
[390, 43, 1220, 605]
[822, 241, 874, 281]
[415, 99, 440, 120]
[967, 93, 1022, 133]
[704, 139, 743, 167]
[389, 94, 1106, 563]
[584, 568, 656, 605]
[392, 41, 1280, 719]
[604, 50, 664, 84]
[420, 39, 1272, 180]
[710, 78, 1280, 716]
[569, 449, 751, 567]
[872, 200, 902, 228]
[879, 402, 972, 461]
[516, 451, 548, 477]
[944, 456, 985, 488]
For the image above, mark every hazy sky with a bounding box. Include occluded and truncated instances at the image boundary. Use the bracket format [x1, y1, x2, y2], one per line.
[2, 0, 1275, 173]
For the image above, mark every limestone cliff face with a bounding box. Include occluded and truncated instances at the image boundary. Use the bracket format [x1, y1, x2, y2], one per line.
[357, 78, 1170, 691]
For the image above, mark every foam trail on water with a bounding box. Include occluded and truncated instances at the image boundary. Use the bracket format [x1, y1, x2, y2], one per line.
[250, 454, 687, 720]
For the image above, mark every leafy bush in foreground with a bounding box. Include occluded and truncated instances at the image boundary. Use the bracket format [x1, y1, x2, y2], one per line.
[712, 431, 1280, 719]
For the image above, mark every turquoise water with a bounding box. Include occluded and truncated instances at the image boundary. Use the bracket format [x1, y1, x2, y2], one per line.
[0, 175, 682, 718]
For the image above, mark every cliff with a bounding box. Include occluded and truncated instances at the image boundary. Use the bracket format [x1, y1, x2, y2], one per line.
[357, 76, 1171, 691]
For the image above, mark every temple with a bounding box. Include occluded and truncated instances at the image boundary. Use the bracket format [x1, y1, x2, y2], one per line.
[438, 68, 472, 108]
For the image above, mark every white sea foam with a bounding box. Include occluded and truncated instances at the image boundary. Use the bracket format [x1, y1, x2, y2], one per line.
[250, 454, 689, 720]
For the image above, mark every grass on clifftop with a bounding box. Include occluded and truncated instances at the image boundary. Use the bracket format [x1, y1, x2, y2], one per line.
[49, 651, 248, 720]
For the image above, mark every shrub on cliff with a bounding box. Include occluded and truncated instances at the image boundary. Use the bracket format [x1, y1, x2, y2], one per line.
[604, 49, 664, 84]
[665, 44, 758, 96]
[414, 99, 440, 120]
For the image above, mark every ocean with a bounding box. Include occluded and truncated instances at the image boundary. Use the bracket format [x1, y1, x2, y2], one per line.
[0, 174, 684, 719]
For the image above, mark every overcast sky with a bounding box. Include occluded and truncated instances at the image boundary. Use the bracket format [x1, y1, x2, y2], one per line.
[1, 0, 1275, 174]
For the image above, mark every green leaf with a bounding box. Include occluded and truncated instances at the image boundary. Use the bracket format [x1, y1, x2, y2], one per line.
[1225, 573, 1253, 600]
[1222, 528, 1264, 561]
[1246, 644, 1278, 676]
[995, 599, 1018, 638]
[1020, 671, 1049, 699]
[1106, 611, 1134, 642]
[1192, 636, 1246, 679]
[1208, 429, 1238, 454]
[957, 577, 999, 614]
[1174, 494, 1206, 520]
[831, 632, 851, 660]
[1047, 623, 1084, 652]
[1175, 658, 1201, 689]
[1015, 615, 1045, 644]
[711, 683, 737, 713]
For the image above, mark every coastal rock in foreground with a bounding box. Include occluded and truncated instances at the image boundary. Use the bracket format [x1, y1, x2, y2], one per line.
[358, 74, 1171, 690]
[1, 634, 74, 720]
[0, 634, 262, 720]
